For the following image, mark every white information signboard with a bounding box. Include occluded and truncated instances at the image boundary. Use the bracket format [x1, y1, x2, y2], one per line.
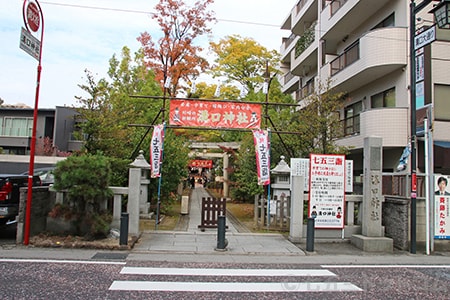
[290, 158, 310, 190]
[19, 27, 40, 60]
[291, 158, 353, 193]
[308, 154, 346, 229]
[414, 25, 436, 50]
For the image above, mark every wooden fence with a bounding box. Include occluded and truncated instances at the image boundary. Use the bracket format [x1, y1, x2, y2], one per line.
[198, 197, 228, 231]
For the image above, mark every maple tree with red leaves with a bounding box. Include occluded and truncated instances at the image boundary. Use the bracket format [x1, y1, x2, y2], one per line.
[138, 0, 216, 96]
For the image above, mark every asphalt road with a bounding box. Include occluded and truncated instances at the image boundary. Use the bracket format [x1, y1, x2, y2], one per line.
[0, 258, 449, 299]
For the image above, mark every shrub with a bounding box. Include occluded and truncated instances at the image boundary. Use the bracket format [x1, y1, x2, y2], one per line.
[52, 153, 114, 238]
[84, 212, 113, 240]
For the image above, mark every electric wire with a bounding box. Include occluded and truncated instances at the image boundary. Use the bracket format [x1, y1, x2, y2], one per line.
[39, 1, 412, 44]
[39, 1, 282, 28]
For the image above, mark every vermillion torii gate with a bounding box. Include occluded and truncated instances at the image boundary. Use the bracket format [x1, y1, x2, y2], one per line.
[189, 142, 240, 198]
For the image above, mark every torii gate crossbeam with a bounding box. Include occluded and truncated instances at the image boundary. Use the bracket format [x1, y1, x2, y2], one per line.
[189, 142, 240, 198]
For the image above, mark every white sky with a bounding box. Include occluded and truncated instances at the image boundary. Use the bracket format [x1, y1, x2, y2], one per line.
[0, 0, 297, 108]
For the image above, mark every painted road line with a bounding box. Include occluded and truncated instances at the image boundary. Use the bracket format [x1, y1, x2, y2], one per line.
[321, 265, 450, 269]
[0, 258, 126, 265]
[109, 281, 362, 292]
[120, 267, 336, 277]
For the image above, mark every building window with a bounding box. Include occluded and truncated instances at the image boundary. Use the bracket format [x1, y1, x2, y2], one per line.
[371, 87, 395, 108]
[372, 13, 395, 30]
[0, 117, 33, 137]
[344, 101, 362, 135]
[434, 84, 450, 121]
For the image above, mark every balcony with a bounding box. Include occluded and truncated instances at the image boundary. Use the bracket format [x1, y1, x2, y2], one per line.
[300, 79, 315, 100]
[336, 107, 408, 149]
[291, 23, 319, 76]
[320, 0, 392, 54]
[281, 34, 298, 62]
[280, 71, 300, 94]
[320, 27, 407, 92]
[291, 0, 318, 36]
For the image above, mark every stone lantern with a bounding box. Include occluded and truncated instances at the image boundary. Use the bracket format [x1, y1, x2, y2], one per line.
[269, 156, 291, 217]
[271, 155, 291, 199]
[130, 150, 151, 178]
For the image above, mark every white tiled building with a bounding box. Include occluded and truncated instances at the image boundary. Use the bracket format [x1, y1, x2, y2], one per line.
[280, 0, 450, 177]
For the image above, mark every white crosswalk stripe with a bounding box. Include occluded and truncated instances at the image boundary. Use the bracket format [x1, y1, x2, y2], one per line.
[110, 281, 362, 292]
[109, 267, 363, 293]
[120, 267, 336, 277]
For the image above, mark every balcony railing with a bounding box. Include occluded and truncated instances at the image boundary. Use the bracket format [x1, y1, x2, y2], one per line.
[330, 0, 348, 16]
[283, 72, 296, 85]
[330, 41, 359, 76]
[295, 0, 310, 14]
[295, 90, 302, 101]
[282, 33, 297, 51]
[301, 80, 315, 99]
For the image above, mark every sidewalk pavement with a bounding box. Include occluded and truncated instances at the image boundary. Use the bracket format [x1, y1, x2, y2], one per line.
[133, 187, 303, 256]
[131, 187, 450, 264]
[1, 187, 450, 265]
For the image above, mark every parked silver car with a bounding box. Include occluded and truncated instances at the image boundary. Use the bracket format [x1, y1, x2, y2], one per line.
[21, 167, 55, 186]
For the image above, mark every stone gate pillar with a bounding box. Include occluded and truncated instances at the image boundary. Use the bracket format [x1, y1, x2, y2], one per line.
[128, 150, 150, 235]
[127, 168, 141, 235]
[351, 137, 393, 252]
[129, 150, 150, 214]
[289, 175, 304, 243]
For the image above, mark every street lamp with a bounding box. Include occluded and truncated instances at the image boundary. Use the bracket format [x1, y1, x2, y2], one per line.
[430, 0, 450, 29]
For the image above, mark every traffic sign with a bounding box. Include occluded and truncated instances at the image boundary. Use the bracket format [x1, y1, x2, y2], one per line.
[414, 25, 436, 50]
[26, 1, 40, 32]
[19, 27, 40, 60]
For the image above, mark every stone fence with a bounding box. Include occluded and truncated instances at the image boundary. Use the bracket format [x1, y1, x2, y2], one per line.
[16, 185, 134, 243]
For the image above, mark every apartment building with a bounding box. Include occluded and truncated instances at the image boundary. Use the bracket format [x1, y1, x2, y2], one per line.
[280, 0, 450, 177]
[0, 106, 82, 155]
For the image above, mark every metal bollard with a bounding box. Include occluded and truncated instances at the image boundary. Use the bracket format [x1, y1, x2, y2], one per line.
[306, 217, 315, 252]
[215, 215, 228, 251]
[120, 212, 129, 246]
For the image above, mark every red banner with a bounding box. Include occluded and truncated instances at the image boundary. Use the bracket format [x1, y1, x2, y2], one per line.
[189, 160, 213, 168]
[169, 99, 261, 129]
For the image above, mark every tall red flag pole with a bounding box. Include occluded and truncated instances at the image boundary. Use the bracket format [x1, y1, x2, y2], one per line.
[22, 0, 44, 245]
